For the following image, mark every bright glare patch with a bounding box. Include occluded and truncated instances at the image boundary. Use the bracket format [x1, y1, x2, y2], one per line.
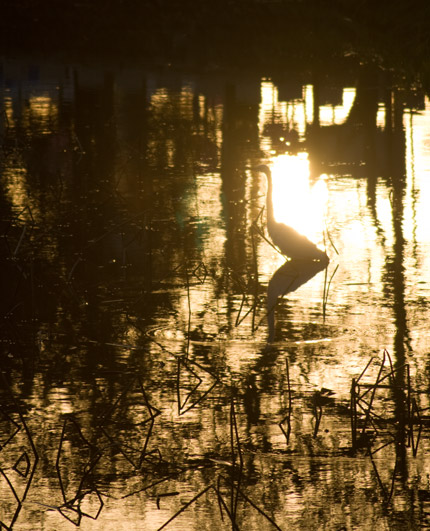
[29, 95, 54, 119]
[271, 154, 328, 242]
[342, 218, 369, 250]
[342, 88, 356, 116]
[319, 88, 356, 126]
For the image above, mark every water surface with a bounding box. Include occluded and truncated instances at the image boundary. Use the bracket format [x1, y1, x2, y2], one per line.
[1, 59, 430, 530]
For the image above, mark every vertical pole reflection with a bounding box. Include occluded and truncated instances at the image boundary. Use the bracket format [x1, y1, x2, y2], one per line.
[221, 83, 247, 269]
[383, 86, 410, 478]
[220, 80, 260, 332]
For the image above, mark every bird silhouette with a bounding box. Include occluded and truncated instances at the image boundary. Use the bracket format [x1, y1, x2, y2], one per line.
[255, 165, 329, 263]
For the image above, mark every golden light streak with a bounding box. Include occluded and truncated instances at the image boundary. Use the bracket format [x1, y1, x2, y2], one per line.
[376, 103, 386, 128]
[3, 166, 31, 215]
[304, 84, 314, 124]
[403, 98, 430, 245]
[259, 79, 306, 148]
[271, 153, 328, 243]
[29, 95, 54, 117]
[319, 88, 356, 126]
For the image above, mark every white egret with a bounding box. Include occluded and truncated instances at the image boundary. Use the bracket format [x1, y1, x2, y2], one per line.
[255, 165, 329, 263]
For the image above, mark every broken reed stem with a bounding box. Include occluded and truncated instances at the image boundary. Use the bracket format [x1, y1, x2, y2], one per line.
[0, 410, 20, 449]
[177, 358, 202, 414]
[122, 472, 183, 499]
[236, 291, 262, 329]
[214, 478, 240, 531]
[360, 356, 387, 436]
[383, 349, 394, 378]
[230, 397, 243, 522]
[410, 398, 422, 457]
[1, 374, 39, 510]
[322, 264, 328, 319]
[185, 267, 191, 359]
[406, 363, 412, 446]
[13, 225, 27, 256]
[99, 376, 159, 469]
[235, 292, 247, 327]
[56, 417, 98, 505]
[285, 359, 292, 442]
[215, 477, 227, 524]
[176, 357, 182, 416]
[0, 468, 21, 526]
[313, 402, 323, 438]
[369, 437, 398, 456]
[356, 357, 375, 386]
[225, 479, 283, 531]
[352, 351, 422, 460]
[369, 452, 388, 500]
[156, 486, 212, 531]
[324, 224, 339, 256]
[351, 378, 357, 449]
[192, 261, 208, 284]
[322, 263, 338, 318]
[387, 459, 398, 504]
[137, 382, 160, 467]
[67, 255, 83, 282]
[216, 475, 283, 531]
[280, 359, 293, 445]
[251, 226, 260, 333]
[155, 492, 179, 511]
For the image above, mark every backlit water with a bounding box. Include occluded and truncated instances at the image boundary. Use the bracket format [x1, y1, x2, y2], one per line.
[1, 58, 430, 529]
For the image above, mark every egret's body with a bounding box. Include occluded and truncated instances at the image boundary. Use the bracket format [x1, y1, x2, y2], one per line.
[256, 165, 328, 263]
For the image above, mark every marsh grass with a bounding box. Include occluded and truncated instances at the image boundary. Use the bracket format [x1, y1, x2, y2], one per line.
[0, 377, 38, 529]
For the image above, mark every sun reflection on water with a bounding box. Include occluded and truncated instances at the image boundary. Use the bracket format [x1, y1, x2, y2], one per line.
[270, 154, 328, 243]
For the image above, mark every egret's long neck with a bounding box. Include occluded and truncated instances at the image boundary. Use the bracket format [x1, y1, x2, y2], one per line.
[265, 171, 275, 224]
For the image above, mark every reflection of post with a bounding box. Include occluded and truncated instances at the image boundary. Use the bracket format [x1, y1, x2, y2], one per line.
[383, 87, 410, 477]
[220, 80, 259, 271]
[346, 64, 379, 129]
[267, 258, 328, 342]
[312, 75, 320, 129]
[351, 66, 380, 241]
[307, 65, 382, 180]
[221, 84, 247, 271]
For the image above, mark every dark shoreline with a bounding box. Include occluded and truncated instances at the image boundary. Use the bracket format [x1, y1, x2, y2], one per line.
[1, 1, 430, 87]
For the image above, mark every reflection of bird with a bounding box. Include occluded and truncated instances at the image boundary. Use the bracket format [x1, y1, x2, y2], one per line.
[255, 165, 329, 262]
[267, 258, 328, 342]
